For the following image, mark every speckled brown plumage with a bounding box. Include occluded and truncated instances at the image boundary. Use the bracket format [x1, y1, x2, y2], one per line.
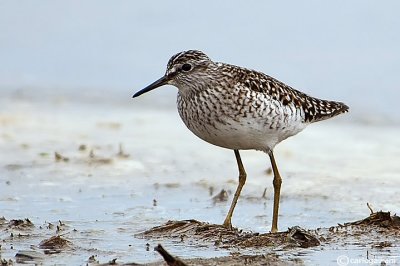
[216, 63, 349, 123]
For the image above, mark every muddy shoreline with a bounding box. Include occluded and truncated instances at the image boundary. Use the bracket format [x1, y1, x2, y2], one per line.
[1, 96, 400, 264]
[1, 211, 399, 265]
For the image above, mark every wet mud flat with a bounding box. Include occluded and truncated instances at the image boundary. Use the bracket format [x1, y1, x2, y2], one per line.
[1, 93, 400, 264]
[1, 211, 399, 265]
[139, 211, 400, 265]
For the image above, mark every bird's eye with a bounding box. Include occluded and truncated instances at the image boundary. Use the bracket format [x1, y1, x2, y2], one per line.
[181, 63, 192, 72]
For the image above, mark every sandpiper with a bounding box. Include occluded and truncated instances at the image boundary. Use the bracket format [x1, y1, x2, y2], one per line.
[133, 50, 348, 233]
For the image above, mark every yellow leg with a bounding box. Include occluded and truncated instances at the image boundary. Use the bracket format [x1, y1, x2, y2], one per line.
[223, 150, 247, 229]
[268, 150, 282, 233]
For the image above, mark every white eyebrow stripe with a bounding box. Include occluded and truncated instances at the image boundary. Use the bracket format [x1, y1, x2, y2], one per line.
[172, 51, 185, 63]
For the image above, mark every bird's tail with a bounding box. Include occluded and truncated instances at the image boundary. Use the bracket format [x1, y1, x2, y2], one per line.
[303, 98, 349, 123]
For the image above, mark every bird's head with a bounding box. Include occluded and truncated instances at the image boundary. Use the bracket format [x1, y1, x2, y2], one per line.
[133, 50, 215, 98]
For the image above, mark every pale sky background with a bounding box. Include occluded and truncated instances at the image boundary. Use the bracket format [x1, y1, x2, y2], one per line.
[0, 1, 399, 121]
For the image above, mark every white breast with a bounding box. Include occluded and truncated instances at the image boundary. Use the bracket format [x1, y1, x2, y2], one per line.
[177, 88, 308, 152]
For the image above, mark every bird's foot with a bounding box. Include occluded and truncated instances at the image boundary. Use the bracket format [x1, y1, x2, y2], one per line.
[270, 226, 278, 233]
[222, 219, 233, 230]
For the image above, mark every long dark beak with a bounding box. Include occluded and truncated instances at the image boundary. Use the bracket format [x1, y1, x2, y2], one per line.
[132, 76, 168, 98]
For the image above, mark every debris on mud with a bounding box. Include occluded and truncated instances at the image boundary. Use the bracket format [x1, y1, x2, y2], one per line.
[178, 253, 290, 266]
[0, 258, 14, 266]
[138, 219, 320, 249]
[154, 244, 187, 266]
[265, 167, 273, 175]
[86, 257, 142, 266]
[287, 226, 320, 248]
[138, 219, 242, 244]
[0, 218, 34, 230]
[317, 210, 400, 248]
[139, 210, 400, 253]
[84, 244, 290, 266]
[239, 226, 320, 249]
[53, 143, 130, 166]
[344, 211, 400, 228]
[212, 189, 229, 203]
[88, 149, 113, 165]
[116, 143, 130, 158]
[54, 151, 70, 162]
[2, 210, 400, 265]
[9, 219, 34, 229]
[78, 144, 87, 151]
[39, 235, 71, 253]
[15, 250, 44, 264]
[153, 182, 181, 190]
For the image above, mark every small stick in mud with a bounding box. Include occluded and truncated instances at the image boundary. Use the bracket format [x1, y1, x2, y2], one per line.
[54, 152, 69, 162]
[212, 189, 228, 203]
[116, 143, 130, 158]
[367, 202, 375, 214]
[154, 244, 187, 266]
[262, 187, 268, 199]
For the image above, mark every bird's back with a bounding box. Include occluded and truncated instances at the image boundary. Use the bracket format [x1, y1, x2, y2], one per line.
[218, 63, 349, 124]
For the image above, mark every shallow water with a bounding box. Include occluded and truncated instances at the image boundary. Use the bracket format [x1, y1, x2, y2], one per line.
[1, 92, 400, 264]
